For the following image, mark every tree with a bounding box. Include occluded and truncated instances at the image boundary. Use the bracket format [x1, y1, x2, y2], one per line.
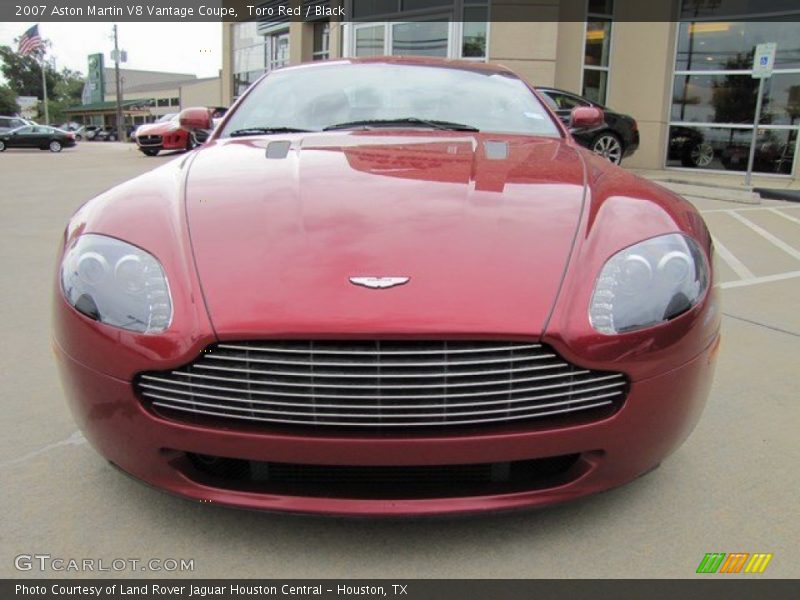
[0, 44, 59, 101]
[46, 68, 85, 124]
[0, 85, 20, 115]
[711, 51, 766, 125]
[0, 43, 85, 124]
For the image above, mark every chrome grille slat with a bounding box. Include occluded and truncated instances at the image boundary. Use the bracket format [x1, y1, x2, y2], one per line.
[202, 353, 557, 368]
[139, 373, 622, 400]
[192, 362, 570, 379]
[136, 340, 627, 430]
[139, 381, 626, 411]
[146, 390, 622, 418]
[151, 399, 617, 428]
[216, 342, 543, 356]
[165, 367, 587, 389]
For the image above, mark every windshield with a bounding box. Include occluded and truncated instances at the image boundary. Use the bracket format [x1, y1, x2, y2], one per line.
[220, 63, 560, 138]
[156, 113, 178, 123]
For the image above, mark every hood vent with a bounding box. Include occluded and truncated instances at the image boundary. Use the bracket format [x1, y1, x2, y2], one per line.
[265, 140, 291, 159]
[484, 141, 508, 160]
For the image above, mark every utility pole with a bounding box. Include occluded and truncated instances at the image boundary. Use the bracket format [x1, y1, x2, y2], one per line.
[40, 53, 49, 124]
[113, 24, 123, 141]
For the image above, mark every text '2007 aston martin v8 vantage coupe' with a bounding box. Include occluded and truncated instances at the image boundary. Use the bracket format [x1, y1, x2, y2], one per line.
[53, 57, 719, 517]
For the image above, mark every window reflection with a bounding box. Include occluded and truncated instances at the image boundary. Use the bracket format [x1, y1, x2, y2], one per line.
[667, 125, 797, 174]
[673, 73, 800, 125]
[676, 20, 800, 71]
[392, 21, 449, 57]
[355, 25, 385, 57]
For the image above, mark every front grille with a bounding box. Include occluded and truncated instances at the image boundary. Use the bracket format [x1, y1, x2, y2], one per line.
[136, 341, 627, 430]
[183, 452, 582, 499]
[137, 135, 162, 146]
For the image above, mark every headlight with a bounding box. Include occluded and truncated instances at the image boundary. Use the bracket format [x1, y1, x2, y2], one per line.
[60, 234, 172, 333]
[589, 233, 708, 334]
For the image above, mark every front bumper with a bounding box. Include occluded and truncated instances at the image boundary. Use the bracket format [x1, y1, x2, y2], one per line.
[54, 336, 717, 516]
[136, 132, 187, 151]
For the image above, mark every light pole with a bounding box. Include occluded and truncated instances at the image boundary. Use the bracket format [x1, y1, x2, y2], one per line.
[113, 24, 123, 141]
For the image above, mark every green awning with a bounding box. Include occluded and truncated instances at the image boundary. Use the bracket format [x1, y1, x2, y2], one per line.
[64, 100, 151, 112]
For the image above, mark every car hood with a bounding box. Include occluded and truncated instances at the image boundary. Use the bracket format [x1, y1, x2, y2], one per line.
[184, 131, 587, 338]
[137, 122, 177, 136]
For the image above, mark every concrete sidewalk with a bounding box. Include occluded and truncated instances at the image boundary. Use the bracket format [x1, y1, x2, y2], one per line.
[630, 167, 800, 205]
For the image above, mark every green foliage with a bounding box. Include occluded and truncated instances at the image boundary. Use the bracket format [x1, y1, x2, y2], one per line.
[0, 43, 85, 123]
[0, 85, 21, 115]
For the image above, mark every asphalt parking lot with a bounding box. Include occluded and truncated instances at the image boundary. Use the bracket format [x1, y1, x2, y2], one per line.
[1, 142, 797, 579]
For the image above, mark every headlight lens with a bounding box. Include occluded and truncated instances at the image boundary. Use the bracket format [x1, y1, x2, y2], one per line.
[589, 233, 708, 334]
[60, 234, 172, 333]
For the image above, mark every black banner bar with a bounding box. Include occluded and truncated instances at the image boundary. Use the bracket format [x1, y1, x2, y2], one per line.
[2, 580, 800, 600]
[3, 0, 800, 23]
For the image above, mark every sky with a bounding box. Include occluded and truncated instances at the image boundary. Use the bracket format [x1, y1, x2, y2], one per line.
[0, 22, 222, 81]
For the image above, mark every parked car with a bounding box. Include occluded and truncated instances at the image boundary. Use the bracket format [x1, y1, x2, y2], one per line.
[537, 87, 639, 165]
[668, 126, 716, 168]
[54, 57, 718, 517]
[93, 126, 119, 142]
[0, 125, 76, 152]
[72, 126, 88, 141]
[133, 113, 195, 156]
[0, 116, 34, 134]
[83, 125, 102, 141]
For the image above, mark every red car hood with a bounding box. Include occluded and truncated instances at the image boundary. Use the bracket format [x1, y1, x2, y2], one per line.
[137, 122, 178, 136]
[185, 131, 586, 338]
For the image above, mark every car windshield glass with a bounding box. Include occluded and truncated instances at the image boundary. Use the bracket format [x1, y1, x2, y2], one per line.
[220, 63, 560, 138]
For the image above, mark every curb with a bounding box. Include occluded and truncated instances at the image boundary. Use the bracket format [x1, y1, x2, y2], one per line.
[653, 181, 761, 205]
[754, 188, 800, 203]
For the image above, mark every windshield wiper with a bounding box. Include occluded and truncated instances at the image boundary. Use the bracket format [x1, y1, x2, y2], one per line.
[228, 127, 312, 137]
[323, 118, 479, 132]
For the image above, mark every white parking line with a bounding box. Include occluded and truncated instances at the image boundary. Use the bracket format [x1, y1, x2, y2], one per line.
[726, 210, 800, 261]
[712, 236, 755, 280]
[769, 208, 800, 226]
[721, 270, 800, 289]
[0, 431, 86, 469]
[700, 204, 800, 214]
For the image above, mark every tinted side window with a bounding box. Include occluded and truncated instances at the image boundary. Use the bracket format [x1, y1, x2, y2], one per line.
[549, 93, 590, 111]
[539, 92, 559, 111]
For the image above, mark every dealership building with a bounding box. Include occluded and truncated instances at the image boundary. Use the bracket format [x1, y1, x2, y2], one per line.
[66, 55, 222, 129]
[221, 0, 800, 180]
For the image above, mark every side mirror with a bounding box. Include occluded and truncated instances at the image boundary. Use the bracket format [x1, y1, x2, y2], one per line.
[569, 106, 605, 130]
[179, 107, 213, 131]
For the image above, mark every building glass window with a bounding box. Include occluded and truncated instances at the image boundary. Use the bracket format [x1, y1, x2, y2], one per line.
[232, 19, 290, 98]
[582, 0, 613, 104]
[157, 98, 169, 107]
[267, 32, 290, 71]
[355, 24, 386, 57]
[392, 19, 449, 57]
[232, 21, 267, 98]
[347, 1, 489, 60]
[462, 0, 489, 59]
[170, 97, 180, 106]
[668, 1, 800, 175]
[313, 21, 331, 60]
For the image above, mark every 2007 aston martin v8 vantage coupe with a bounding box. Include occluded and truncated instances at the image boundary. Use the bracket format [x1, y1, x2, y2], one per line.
[54, 57, 719, 516]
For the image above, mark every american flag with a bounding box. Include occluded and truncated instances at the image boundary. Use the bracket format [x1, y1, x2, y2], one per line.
[18, 24, 44, 57]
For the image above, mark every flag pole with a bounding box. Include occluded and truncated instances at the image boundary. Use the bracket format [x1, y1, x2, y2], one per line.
[40, 52, 49, 125]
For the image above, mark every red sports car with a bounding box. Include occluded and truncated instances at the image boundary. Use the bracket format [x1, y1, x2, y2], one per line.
[134, 113, 194, 156]
[54, 57, 719, 516]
